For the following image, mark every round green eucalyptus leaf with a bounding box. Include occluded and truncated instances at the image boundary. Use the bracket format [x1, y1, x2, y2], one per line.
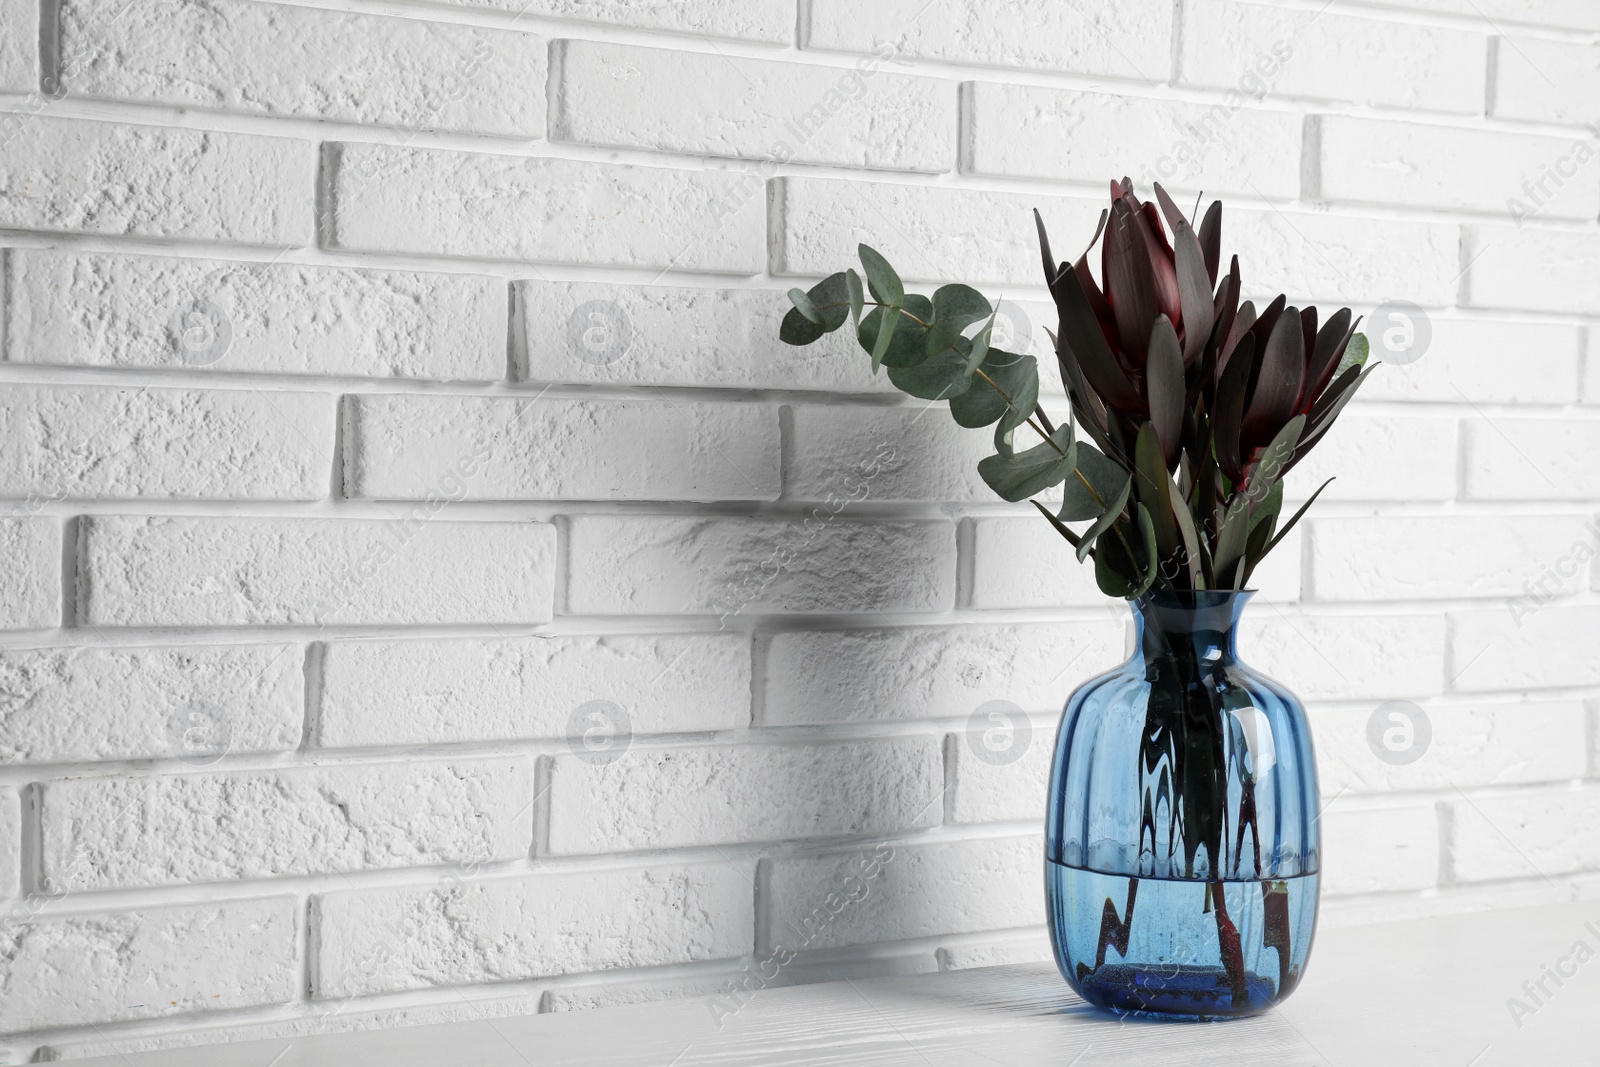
[888, 334, 978, 399]
[949, 350, 1038, 429]
[857, 295, 933, 368]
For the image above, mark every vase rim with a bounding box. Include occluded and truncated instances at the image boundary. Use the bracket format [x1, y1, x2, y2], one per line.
[1134, 588, 1256, 609]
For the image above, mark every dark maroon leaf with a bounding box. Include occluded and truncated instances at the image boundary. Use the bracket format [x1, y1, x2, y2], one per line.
[1034, 209, 1060, 292]
[1241, 305, 1307, 447]
[1303, 310, 1356, 411]
[1296, 362, 1377, 461]
[1074, 256, 1120, 354]
[1213, 333, 1255, 484]
[1217, 297, 1255, 381]
[1197, 201, 1222, 285]
[1136, 201, 1183, 328]
[1146, 316, 1184, 467]
[1153, 183, 1216, 367]
[1103, 198, 1160, 365]
[1245, 294, 1288, 358]
[1055, 266, 1145, 413]
[1134, 423, 1182, 566]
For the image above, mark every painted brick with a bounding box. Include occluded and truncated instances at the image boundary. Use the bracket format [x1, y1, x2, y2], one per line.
[1587, 330, 1600, 406]
[1464, 227, 1600, 315]
[314, 862, 753, 997]
[786, 403, 1003, 504]
[564, 516, 955, 615]
[966, 82, 1301, 199]
[1356, 317, 1581, 405]
[1318, 116, 1598, 221]
[0, 897, 297, 1032]
[1449, 606, 1600, 692]
[3, 248, 505, 380]
[1445, 788, 1600, 882]
[1242, 612, 1445, 700]
[1178, 0, 1485, 114]
[1462, 418, 1600, 500]
[759, 621, 1126, 726]
[1228, 208, 1459, 307]
[0, 789, 16, 901]
[1284, 414, 1457, 503]
[763, 836, 1039, 951]
[948, 724, 1056, 824]
[0, 644, 301, 764]
[60, 0, 545, 135]
[1494, 36, 1600, 126]
[0, 0, 36, 93]
[1314, 700, 1587, 797]
[0, 384, 332, 500]
[806, 0, 1173, 81]
[318, 633, 749, 748]
[1587, 700, 1600, 777]
[1308, 515, 1591, 602]
[1321, 803, 1439, 895]
[344, 394, 779, 502]
[546, 738, 943, 854]
[1246, 527, 1306, 602]
[422, 0, 790, 42]
[0, 116, 311, 244]
[39, 758, 532, 890]
[1589, 700, 1600, 778]
[326, 143, 763, 273]
[515, 280, 885, 393]
[964, 517, 1114, 609]
[1349, 0, 1600, 30]
[774, 175, 1104, 286]
[965, 517, 1303, 607]
[553, 40, 953, 172]
[0, 518, 59, 630]
[78, 516, 556, 627]
[938, 931, 1052, 970]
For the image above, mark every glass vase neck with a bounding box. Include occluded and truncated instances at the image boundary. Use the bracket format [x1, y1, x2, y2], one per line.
[1132, 589, 1253, 662]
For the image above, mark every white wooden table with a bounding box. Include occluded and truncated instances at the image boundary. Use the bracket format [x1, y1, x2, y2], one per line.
[82, 900, 1597, 1065]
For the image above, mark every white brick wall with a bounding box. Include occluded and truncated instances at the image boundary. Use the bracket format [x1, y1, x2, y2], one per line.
[4, 248, 507, 379]
[552, 41, 954, 170]
[39, 758, 534, 890]
[314, 862, 753, 997]
[0, 898, 298, 1032]
[544, 738, 943, 853]
[0, 0, 1594, 1054]
[0, 644, 301, 762]
[317, 634, 749, 746]
[0, 384, 333, 500]
[59, 0, 548, 135]
[2, 117, 311, 244]
[0, 518, 60, 630]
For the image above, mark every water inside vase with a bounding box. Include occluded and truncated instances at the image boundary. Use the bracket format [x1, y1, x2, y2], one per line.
[1046, 860, 1319, 1019]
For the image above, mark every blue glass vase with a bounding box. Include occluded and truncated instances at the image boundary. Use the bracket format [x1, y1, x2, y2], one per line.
[1045, 590, 1320, 1019]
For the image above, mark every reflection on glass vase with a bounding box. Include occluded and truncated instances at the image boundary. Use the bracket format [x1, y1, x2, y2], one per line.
[1045, 590, 1320, 1019]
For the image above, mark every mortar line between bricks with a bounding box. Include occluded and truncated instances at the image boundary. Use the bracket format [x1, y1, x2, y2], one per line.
[11, 107, 1600, 238]
[10, 589, 1600, 636]
[7, 226, 1600, 311]
[14, 84, 1600, 170]
[4, 713, 1594, 783]
[173, 0, 1600, 51]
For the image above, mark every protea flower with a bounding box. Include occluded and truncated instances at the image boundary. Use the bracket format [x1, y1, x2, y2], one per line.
[1038, 179, 1367, 486]
[1034, 179, 1372, 589]
[778, 177, 1373, 596]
